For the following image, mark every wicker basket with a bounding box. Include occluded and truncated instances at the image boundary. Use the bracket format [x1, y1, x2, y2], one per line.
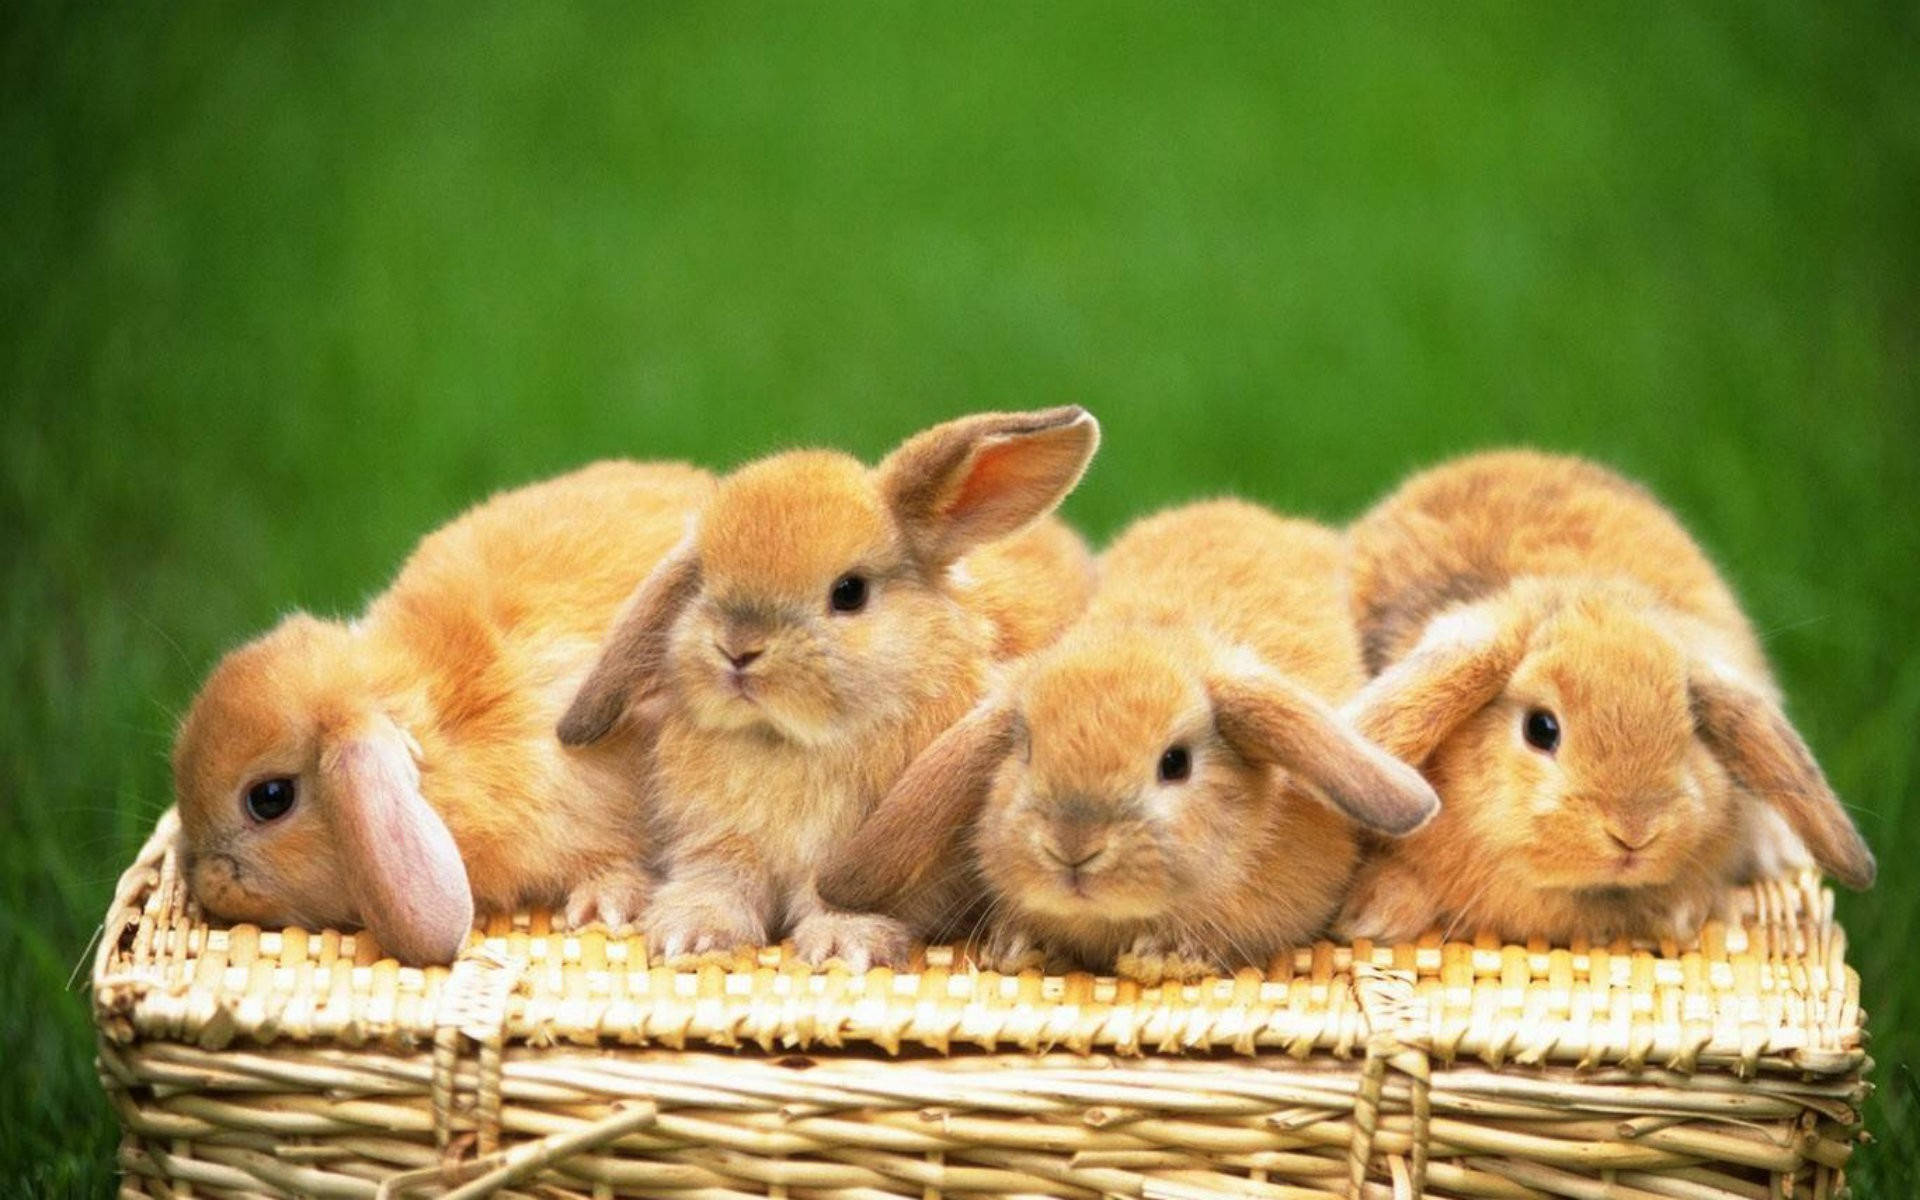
[93, 810, 1869, 1199]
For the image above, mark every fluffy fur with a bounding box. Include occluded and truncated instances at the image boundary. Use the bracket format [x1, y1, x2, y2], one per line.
[172, 461, 717, 964]
[1337, 450, 1875, 944]
[818, 500, 1440, 981]
[558, 408, 1101, 970]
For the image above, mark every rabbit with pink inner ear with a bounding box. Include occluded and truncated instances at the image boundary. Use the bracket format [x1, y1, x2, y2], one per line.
[816, 500, 1440, 982]
[557, 407, 1100, 970]
[170, 461, 716, 965]
[1334, 450, 1876, 945]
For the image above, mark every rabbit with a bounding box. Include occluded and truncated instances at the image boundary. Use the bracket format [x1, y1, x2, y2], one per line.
[171, 460, 716, 965]
[816, 500, 1441, 982]
[1333, 449, 1875, 945]
[556, 407, 1101, 970]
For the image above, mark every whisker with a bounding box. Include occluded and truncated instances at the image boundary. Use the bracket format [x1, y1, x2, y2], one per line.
[1753, 613, 1828, 642]
[136, 612, 196, 672]
[1441, 860, 1500, 943]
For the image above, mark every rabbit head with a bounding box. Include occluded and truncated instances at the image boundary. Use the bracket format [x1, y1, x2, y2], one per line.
[558, 407, 1101, 753]
[820, 623, 1439, 954]
[172, 614, 473, 964]
[1349, 578, 1875, 895]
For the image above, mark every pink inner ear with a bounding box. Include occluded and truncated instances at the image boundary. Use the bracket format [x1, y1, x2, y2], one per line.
[322, 731, 474, 965]
[945, 437, 1027, 519]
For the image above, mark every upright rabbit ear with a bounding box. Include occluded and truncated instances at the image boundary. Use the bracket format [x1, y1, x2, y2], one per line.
[320, 719, 473, 965]
[1691, 664, 1875, 889]
[1211, 671, 1440, 835]
[558, 545, 701, 747]
[1344, 604, 1529, 768]
[879, 406, 1100, 568]
[817, 703, 1018, 914]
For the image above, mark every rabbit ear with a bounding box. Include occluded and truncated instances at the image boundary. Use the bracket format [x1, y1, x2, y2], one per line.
[879, 406, 1100, 567]
[319, 720, 473, 965]
[558, 545, 701, 747]
[1211, 671, 1440, 835]
[816, 702, 1018, 913]
[1691, 664, 1875, 889]
[1343, 604, 1529, 768]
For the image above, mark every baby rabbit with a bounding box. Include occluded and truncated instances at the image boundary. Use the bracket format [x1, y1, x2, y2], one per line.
[557, 408, 1101, 969]
[1336, 450, 1875, 944]
[817, 501, 1440, 981]
[172, 461, 715, 965]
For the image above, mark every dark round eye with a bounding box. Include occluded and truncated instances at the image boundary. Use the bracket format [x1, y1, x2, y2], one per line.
[1157, 744, 1191, 783]
[1523, 709, 1561, 753]
[245, 777, 297, 822]
[829, 573, 868, 614]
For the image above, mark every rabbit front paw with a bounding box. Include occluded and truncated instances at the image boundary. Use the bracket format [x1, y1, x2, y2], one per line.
[789, 910, 915, 972]
[1332, 862, 1432, 943]
[562, 867, 651, 933]
[973, 925, 1051, 975]
[1648, 891, 1722, 948]
[1116, 932, 1219, 984]
[644, 890, 767, 964]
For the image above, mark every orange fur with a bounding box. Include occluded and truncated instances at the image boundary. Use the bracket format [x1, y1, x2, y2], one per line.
[1337, 450, 1874, 945]
[558, 408, 1100, 969]
[821, 501, 1439, 981]
[173, 461, 716, 960]
[962, 515, 1100, 660]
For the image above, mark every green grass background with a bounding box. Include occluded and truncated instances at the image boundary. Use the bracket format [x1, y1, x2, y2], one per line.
[4, 3, 1916, 1194]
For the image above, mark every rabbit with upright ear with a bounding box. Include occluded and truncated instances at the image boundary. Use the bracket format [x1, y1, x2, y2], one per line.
[172, 462, 715, 965]
[817, 501, 1440, 982]
[1335, 450, 1875, 944]
[558, 408, 1101, 970]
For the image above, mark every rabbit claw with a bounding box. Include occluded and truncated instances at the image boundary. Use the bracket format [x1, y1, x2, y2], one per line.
[562, 869, 651, 933]
[790, 911, 915, 972]
[975, 926, 1049, 975]
[1117, 932, 1218, 984]
[644, 892, 766, 965]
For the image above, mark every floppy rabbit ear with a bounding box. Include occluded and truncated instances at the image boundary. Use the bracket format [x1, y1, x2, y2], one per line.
[320, 719, 473, 965]
[1343, 604, 1529, 768]
[879, 406, 1100, 567]
[558, 545, 701, 747]
[1211, 671, 1440, 835]
[1691, 664, 1875, 889]
[817, 702, 1018, 913]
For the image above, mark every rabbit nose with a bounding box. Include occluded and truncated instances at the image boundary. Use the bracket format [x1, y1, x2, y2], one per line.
[1604, 818, 1662, 852]
[1041, 828, 1110, 870]
[716, 642, 763, 670]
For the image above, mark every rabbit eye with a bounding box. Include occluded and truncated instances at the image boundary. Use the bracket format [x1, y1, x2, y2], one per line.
[829, 573, 868, 614]
[1157, 744, 1191, 783]
[245, 777, 297, 822]
[1523, 709, 1561, 753]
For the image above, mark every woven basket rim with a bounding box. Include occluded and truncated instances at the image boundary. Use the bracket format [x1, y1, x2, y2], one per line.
[92, 809, 1865, 1077]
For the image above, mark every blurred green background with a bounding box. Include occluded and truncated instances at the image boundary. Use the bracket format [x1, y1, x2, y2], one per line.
[4, 2, 1916, 1194]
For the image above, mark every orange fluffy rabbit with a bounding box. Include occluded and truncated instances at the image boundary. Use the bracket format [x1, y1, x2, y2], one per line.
[818, 500, 1439, 981]
[172, 461, 714, 964]
[558, 408, 1100, 970]
[1336, 450, 1875, 943]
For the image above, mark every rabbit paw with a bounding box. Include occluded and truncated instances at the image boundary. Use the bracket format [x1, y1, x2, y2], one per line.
[1116, 933, 1219, 984]
[1333, 863, 1431, 943]
[975, 926, 1050, 975]
[562, 868, 651, 933]
[1649, 891, 1722, 948]
[644, 892, 767, 965]
[1738, 806, 1814, 882]
[790, 911, 915, 972]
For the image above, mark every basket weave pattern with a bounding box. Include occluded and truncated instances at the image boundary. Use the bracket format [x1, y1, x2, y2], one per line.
[93, 811, 1868, 1199]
